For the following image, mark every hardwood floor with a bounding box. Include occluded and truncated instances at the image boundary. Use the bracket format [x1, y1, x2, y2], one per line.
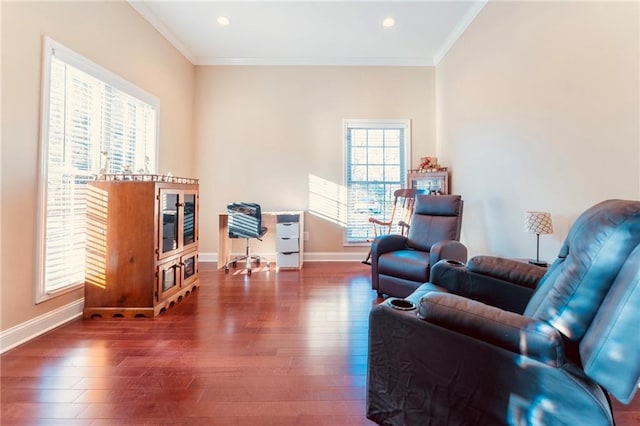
[2, 262, 639, 425]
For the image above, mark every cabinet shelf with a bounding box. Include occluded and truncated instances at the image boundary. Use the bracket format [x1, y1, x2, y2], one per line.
[407, 170, 450, 195]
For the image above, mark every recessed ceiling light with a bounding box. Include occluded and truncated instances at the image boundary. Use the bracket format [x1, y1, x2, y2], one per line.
[382, 17, 395, 28]
[217, 16, 230, 26]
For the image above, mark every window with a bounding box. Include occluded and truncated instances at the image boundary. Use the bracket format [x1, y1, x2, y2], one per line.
[36, 37, 158, 302]
[344, 119, 410, 245]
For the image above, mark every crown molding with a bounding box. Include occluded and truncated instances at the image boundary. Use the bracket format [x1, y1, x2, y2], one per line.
[128, 0, 197, 64]
[433, 0, 487, 65]
[194, 56, 434, 67]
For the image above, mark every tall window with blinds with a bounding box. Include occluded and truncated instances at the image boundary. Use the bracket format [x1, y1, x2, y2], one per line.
[343, 119, 410, 245]
[36, 37, 158, 302]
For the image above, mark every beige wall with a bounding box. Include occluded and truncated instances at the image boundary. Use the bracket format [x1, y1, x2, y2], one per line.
[5, 0, 636, 338]
[0, 1, 195, 331]
[195, 66, 436, 257]
[436, 1, 639, 260]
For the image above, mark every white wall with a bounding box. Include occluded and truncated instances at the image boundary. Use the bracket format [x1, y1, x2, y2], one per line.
[436, 1, 639, 261]
[195, 66, 436, 258]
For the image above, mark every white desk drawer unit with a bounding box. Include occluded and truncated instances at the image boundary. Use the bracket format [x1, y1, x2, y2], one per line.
[276, 222, 299, 237]
[276, 236, 299, 252]
[276, 214, 302, 269]
[276, 252, 300, 268]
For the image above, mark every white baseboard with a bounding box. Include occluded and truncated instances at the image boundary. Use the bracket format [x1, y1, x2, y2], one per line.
[0, 298, 84, 354]
[199, 252, 366, 263]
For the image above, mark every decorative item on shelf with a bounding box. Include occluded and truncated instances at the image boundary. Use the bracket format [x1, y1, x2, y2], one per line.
[137, 157, 151, 174]
[524, 211, 553, 267]
[427, 180, 442, 195]
[122, 164, 133, 180]
[410, 156, 448, 174]
[93, 173, 199, 184]
[419, 156, 437, 172]
[97, 150, 110, 179]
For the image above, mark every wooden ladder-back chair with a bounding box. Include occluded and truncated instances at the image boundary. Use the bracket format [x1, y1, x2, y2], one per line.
[362, 188, 426, 264]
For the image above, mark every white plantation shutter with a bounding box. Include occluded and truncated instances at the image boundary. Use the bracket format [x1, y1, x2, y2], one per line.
[37, 37, 158, 300]
[343, 120, 410, 245]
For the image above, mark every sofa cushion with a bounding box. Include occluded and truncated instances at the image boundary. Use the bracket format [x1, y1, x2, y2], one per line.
[407, 195, 462, 250]
[378, 250, 430, 283]
[467, 256, 546, 290]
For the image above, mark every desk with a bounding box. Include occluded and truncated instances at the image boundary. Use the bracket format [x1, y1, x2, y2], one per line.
[218, 211, 304, 270]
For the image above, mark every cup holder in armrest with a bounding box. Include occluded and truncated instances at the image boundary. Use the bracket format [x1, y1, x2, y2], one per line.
[387, 298, 416, 311]
[445, 259, 466, 267]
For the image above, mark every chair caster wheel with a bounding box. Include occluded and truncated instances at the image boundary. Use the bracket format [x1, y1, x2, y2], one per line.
[224, 267, 229, 274]
[247, 269, 252, 276]
[232, 261, 237, 268]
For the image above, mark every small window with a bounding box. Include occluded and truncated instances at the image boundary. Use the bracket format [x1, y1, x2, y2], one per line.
[343, 119, 410, 245]
[36, 37, 158, 302]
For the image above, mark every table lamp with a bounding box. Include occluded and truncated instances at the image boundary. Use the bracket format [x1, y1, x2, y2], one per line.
[524, 211, 553, 267]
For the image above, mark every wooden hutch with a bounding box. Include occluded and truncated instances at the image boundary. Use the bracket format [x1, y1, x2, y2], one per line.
[83, 174, 199, 318]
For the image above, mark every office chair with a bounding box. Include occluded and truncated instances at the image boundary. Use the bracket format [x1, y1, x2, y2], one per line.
[224, 202, 269, 276]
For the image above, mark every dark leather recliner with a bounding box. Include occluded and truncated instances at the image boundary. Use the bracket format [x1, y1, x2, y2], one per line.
[370, 194, 466, 298]
[367, 199, 640, 425]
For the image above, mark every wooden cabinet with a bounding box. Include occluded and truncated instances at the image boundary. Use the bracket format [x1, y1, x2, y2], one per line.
[83, 177, 199, 318]
[407, 170, 450, 195]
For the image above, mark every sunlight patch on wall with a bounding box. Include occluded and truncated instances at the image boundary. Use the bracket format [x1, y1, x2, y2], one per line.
[308, 174, 347, 227]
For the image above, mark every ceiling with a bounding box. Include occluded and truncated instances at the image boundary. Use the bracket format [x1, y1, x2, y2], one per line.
[128, 1, 487, 66]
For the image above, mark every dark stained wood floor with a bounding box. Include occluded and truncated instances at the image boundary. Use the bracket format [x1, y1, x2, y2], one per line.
[1, 262, 639, 425]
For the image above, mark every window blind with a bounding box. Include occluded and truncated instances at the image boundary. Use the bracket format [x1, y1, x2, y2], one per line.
[344, 121, 409, 245]
[38, 38, 158, 297]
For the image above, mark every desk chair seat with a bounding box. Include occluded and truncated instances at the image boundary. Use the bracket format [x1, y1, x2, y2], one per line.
[225, 202, 269, 276]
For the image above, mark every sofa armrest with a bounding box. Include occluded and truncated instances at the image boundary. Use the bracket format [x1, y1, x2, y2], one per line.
[467, 256, 546, 290]
[417, 292, 564, 366]
[430, 258, 539, 313]
[371, 234, 408, 257]
[429, 240, 467, 267]
[370, 234, 409, 292]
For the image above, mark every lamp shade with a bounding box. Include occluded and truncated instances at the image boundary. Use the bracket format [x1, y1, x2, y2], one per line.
[524, 211, 553, 235]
